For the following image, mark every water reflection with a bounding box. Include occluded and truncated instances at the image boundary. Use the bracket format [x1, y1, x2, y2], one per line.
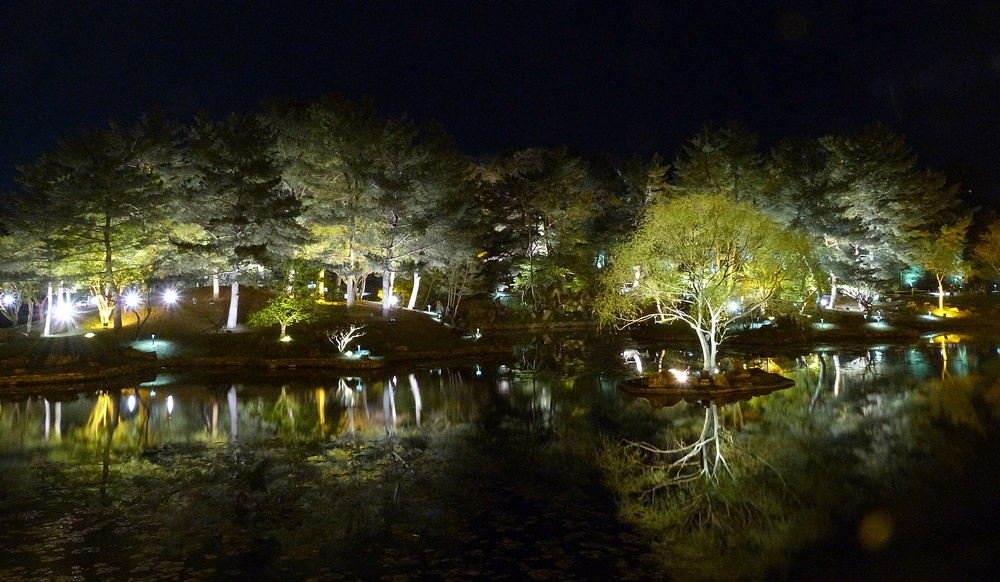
[2, 339, 1000, 580]
[0, 341, 992, 459]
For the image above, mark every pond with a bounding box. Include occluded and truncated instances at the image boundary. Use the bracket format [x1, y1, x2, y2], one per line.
[1, 333, 999, 580]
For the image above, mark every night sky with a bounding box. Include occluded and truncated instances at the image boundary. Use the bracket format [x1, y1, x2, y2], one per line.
[3, 1, 999, 204]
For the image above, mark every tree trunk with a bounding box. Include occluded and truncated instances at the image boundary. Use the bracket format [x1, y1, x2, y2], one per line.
[407, 270, 421, 310]
[317, 269, 325, 299]
[346, 276, 357, 309]
[693, 327, 712, 371]
[43, 283, 52, 337]
[381, 269, 393, 318]
[113, 289, 123, 331]
[226, 280, 239, 329]
[212, 274, 220, 301]
[937, 275, 945, 312]
[828, 274, 838, 310]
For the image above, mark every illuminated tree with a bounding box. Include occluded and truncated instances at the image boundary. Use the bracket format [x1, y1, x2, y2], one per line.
[972, 219, 1000, 284]
[474, 148, 594, 313]
[672, 122, 768, 206]
[596, 193, 814, 371]
[912, 216, 971, 311]
[182, 112, 307, 329]
[16, 116, 179, 330]
[276, 97, 470, 316]
[367, 120, 470, 319]
[325, 324, 366, 353]
[818, 125, 961, 310]
[0, 227, 49, 329]
[248, 295, 317, 340]
[274, 96, 383, 308]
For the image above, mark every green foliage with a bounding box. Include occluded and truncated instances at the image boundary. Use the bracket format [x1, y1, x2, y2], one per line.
[182, 112, 306, 275]
[973, 219, 1000, 283]
[596, 193, 815, 369]
[248, 295, 317, 339]
[15, 116, 180, 329]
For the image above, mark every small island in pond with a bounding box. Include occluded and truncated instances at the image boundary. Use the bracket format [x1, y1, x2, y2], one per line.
[619, 367, 796, 408]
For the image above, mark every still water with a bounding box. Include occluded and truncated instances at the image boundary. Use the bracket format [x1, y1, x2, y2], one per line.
[1, 334, 999, 580]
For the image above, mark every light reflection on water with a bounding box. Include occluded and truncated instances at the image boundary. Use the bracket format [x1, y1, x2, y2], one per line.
[2, 337, 999, 580]
[0, 338, 991, 456]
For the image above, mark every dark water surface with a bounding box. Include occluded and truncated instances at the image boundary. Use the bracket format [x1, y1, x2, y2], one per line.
[2, 334, 999, 580]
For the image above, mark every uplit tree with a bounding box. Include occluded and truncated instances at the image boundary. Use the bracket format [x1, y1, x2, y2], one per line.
[818, 124, 961, 310]
[475, 148, 594, 313]
[972, 219, 1000, 284]
[181, 112, 307, 329]
[248, 294, 317, 340]
[912, 216, 971, 311]
[596, 193, 814, 371]
[672, 122, 768, 206]
[16, 116, 179, 330]
[274, 96, 383, 308]
[367, 119, 470, 318]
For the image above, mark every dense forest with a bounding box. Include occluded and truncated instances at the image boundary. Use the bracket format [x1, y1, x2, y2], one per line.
[2, 95, 997, 341]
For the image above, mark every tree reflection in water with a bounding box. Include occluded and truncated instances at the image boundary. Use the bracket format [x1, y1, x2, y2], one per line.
[0, 339, 998, 579]
[601, 341, 1000, 580]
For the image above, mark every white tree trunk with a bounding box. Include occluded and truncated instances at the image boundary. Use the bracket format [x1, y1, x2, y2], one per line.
[407, 271, 421, 310]
[212, 274, 220, 301]
[226, 280, 239, 329]
[346, 276, 356, 308]
[43, 283, 52, 336]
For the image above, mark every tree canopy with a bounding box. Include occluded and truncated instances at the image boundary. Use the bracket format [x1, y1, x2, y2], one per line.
[596, 193, 815, 370]
[0, 95, 984, 349]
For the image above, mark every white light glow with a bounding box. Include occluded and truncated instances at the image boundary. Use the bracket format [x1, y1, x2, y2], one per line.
[53, 302, 75, 323]
[162, 288, 179, 305]
[127, 394, 137, 412]
[669, 369, 690, 383]
[123, 292, 141, 310]
[0, 293, 14, 307]
[166, 395, 174, 415]
[727, 300, 741, 313]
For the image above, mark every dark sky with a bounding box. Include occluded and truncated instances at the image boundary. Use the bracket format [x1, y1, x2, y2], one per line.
[3, 1, 999, 204]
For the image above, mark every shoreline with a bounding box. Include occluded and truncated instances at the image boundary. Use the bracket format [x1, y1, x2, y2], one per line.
[2, 314, 996, 390]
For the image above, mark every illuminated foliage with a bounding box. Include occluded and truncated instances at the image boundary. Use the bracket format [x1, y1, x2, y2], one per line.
[911, 216, 971, 311]
[16, 116, 179, 330]
[596, 193, 814, 370]
[474, 148, 596, 313]
[973, 219, 1000, 283]
[248, 294, 318, 339]
[182, 112, 307, 329]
